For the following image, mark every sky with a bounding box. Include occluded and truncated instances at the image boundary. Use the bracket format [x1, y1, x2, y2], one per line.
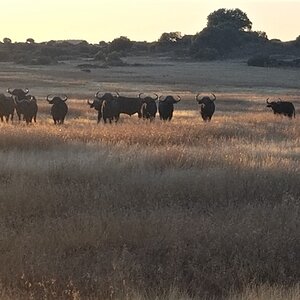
[1, 0, 300, 43]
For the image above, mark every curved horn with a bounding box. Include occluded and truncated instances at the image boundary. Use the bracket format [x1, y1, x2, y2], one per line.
[95, 91, 102, 99]
[23, 88, 29, 94]
[61, 94, 68, 102]
[7, 88, 12, 94]
[266, 98, 270, 104]
[176, 95, 181, 102]
[195, 93, 201, 102]
[278, 98, 282, 102]
[46, 94, 53, 102]
[115, 91, 120, 97]
[87, 99, 93, 105]
[153, 93, 159, 101]
[211, 93, 216, 101]
[159, 95, 166, 102]
[139, 93, 144, 100]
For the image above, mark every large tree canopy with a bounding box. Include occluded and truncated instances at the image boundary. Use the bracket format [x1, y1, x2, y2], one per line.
[207, 8, 252, 31]
[109, 36, 133, 52]
[158, 32, 182, 44]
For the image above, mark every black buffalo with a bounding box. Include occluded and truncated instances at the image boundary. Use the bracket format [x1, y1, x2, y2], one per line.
[158, 95, 181, 121]
[46, 94, 68, 124]
[139, 93, 158, 121]
[7, 88, 29, 100]
[115, 92, 143, 118]
[7, 88, 34, 121]
[195, 93, 216, 122]
[95, 92, 145, 120]
[101, 95, 120, 124]
[266, 98, 296, 118]
[0, 93, 15, 122]
[91, 92, 119, 124]
[87, 91, 106, 123]
[14, 96, 38, 124]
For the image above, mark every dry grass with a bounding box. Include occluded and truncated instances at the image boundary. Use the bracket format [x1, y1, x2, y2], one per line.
[0, 59, 299, 299]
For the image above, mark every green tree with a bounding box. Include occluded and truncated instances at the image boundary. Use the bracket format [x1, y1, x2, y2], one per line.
[109, 36, 133, 52]
[26, 38, 35, 44]
[158, 32, 182, 44]
[207, 8, 252, 31]
[3, 37, 12, 44]
[191, 25, 243, 56]
[295, 35, 300, 47]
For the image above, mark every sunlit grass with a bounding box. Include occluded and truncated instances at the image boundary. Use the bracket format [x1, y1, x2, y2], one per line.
[0, 98, 299, 299]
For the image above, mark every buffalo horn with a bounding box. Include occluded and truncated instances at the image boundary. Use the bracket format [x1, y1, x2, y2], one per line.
[176, 95, 181, 102]
[266, 98, 270, 104]
[95, 91, 102, 99]
[61, 95, 68, 102]
[138, 93, 144, 100]
[153, 93, 159, 100]
[87, 99, 93, 105]
[24, 88, 29, 94]
[46, 94, 53, 102]
[159, 95, 166, 102]
[195, 93, 201, 102]
[211, 93, 216, 101]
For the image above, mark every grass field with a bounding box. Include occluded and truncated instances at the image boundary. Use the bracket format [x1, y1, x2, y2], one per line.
[0, 58, 299, 299]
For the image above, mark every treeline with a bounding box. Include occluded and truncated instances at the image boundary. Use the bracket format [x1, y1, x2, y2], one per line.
[1, 8, 300, 66]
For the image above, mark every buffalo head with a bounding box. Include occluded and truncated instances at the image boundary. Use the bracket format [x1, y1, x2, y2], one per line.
[7, 88, 29, 100]
[159, 95, 181, 104]
[46, 94, 68, 104]
[139, 93, 159, 103]
[195, 93, 216, 122]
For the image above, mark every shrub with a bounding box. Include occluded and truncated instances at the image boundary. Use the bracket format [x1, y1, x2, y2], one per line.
[193, 47, 219, 60]
[247, 55, 272, 67]
[34, 56, 54, 65]
[109, 36, 133, 52]
[295, 35, 300, 48]
[106, 51, 126, 66]
[94, 50, 106, 61]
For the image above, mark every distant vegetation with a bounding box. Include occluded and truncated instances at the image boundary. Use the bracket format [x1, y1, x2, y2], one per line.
[0, 8, 300, 66]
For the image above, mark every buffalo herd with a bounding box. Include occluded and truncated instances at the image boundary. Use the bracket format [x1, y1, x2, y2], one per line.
[0, 88, 297, 125]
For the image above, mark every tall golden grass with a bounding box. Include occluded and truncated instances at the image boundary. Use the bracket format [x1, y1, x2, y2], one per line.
[0, 98, 299, 299]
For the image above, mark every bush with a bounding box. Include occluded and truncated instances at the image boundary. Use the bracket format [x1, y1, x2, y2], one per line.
[109, 36, 133, 52]
[106, 51, 126, 66]
[34, 56, 54, 65]
[295, 35, 300, 48]
[94, 50, 106, 61]
[247, 55, 272, 67]
[193, 47, 219, 61]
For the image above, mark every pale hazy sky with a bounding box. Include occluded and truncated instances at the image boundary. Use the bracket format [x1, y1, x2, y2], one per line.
[1, 0, 300, 43]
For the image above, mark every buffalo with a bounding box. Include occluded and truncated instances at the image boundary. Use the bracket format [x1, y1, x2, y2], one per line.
[101, 97, 120, 124]
[266, 98, 296, 118]
[195, 93, 216, 122]
[87, 91, 106, 123]
[13, 96, 38, 124]
[139, 93, 158, 121]
[0, 93, 15, 122]
[90, 92, 119, 124]
[158, 95, 181, 121]
[7, 88, 29, 100]
[115, 92, 143, 118]
[46, 94, 68, 124]
[7, 88, 36, 121]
